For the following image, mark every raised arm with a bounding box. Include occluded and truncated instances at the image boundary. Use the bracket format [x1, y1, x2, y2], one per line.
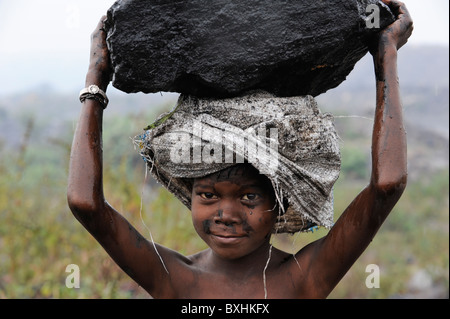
[67, 17, 174, 297]
[295, 0, 413, 298]
[67, 17, 111, 230]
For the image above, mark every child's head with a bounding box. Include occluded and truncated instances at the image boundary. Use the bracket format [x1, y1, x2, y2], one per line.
[190, 164, 278, 260]
[136, 92, 340, 235]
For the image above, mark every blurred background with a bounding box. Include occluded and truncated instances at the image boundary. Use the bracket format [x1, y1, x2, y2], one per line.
[0, 0, 448, 298]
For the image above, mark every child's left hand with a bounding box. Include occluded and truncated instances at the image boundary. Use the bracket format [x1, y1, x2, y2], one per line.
[372, 0, 413, 54]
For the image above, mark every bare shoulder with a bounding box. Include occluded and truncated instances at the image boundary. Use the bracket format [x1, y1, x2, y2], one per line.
[273, 238, 332, 298]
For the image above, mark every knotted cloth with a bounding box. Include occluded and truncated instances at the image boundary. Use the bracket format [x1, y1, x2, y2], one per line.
[134, 91, 340, 233]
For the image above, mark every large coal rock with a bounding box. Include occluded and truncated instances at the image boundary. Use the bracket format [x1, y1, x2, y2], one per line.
[105, 0, 394, 97]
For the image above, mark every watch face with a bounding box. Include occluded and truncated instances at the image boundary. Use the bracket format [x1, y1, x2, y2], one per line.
[89, 85, 99, 94]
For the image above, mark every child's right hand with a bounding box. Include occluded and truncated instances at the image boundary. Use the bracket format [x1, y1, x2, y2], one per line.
[86, 15, 112, 92]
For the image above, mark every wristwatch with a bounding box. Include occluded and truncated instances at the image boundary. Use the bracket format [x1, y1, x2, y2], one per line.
[79, 84, 109, 108]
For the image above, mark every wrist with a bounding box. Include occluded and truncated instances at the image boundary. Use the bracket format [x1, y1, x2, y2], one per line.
[373, 44, 397, 76]
[374, 37, 398, 58]
[80, 84, 109, 109]
[85, 68, 110, 92]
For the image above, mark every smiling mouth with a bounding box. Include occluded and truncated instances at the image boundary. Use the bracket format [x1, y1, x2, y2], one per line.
[211, 233, 247, 245]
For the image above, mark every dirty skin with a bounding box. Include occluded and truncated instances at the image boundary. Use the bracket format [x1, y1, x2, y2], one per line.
[202, 209, 255, 235]
[202, 220, 212, 234]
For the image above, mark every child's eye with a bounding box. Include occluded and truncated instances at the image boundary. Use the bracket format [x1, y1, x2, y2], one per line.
[199, 192, 218, 200]
[241, 193, 260, 201]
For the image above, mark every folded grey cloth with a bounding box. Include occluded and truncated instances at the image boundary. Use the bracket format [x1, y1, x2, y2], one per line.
[134, 90, 340, 233]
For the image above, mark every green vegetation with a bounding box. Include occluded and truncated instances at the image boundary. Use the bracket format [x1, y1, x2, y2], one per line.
[0, 97, 448, 299]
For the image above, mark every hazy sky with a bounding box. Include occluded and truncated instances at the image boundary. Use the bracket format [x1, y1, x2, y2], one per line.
[0, 0, 448, 95]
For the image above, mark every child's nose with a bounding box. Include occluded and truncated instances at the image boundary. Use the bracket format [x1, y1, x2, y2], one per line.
[213, 202, 243, 227]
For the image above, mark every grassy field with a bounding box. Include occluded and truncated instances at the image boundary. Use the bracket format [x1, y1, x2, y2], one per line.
[0, 104, 448, 299]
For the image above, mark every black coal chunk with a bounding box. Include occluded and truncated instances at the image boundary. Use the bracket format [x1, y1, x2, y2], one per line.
[105, 0, 394, 97]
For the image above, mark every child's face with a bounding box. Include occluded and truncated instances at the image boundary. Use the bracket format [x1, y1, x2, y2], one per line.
[191, 165, 277, 260]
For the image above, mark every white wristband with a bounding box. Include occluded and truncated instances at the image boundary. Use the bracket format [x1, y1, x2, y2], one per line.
[79, 85, 109, 108]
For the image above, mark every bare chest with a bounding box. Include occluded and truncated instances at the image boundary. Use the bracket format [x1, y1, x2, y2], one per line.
[173, 266, 297, 299]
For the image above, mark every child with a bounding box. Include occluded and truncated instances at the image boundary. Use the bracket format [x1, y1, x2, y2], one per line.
[67, 0, 413, 298]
